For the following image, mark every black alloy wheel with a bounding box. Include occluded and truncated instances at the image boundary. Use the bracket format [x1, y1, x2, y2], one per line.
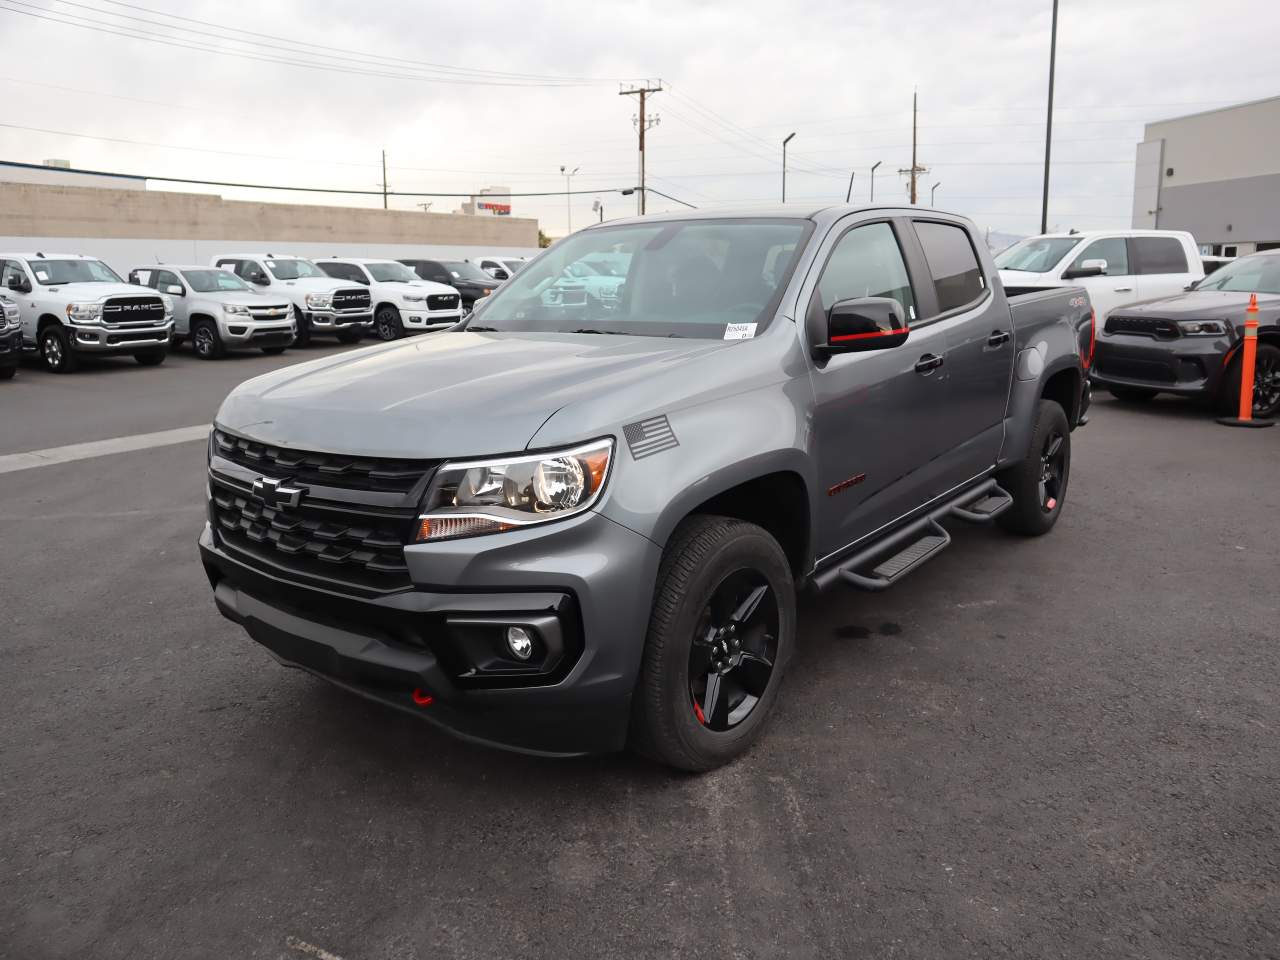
[1039, 430, 1066, 513]
[687, 571, 780, 731]
[1250, 344, 1280, 418]
[374, 305, 403, 341]
[192, 321, 222, 360]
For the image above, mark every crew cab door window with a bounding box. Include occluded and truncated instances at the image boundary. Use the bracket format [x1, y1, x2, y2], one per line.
[232, 260, 268, 284]
[1, 259, 31, 293]
[1132, 237, 1189, 275]
[814, 222, 916, 320]
[154, 270, 182, 292]
[1068, 238, 1129, 276]
[913, 221, 986, 315]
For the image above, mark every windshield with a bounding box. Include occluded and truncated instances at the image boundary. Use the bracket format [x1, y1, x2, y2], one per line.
[366, 261, 420, 283]
[182, 269, 251, 293]
[265, 258, 326, 280]
[994, 237, 1080, 273]
[1197, 254, 1280, 294]
[442, 260, 496, 283]
[464, 218, 811, 339]
[500, 259, 527, 274]
[29, 259, 122, 285]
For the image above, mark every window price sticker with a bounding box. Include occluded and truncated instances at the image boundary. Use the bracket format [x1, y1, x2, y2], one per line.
[723, 322, 757, 341]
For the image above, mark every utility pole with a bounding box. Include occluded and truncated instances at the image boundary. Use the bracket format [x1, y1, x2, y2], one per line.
[897, 91, 928, 204]
[845, 169, 856, 203]
[620, 80, 663, 215]
[870, 160, 882, 202]
[1041, 0, 1060, 234]
[381, 149, 388, 210]
[560, 165, 579, 234]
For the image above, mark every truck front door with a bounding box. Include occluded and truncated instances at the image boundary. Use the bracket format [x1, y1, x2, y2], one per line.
[1061, 236, 1134, 320]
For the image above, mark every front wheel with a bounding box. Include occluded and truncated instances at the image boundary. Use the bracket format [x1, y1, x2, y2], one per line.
[40, 326, 78, 373]
[631, 516, 796, 772]
[191, 320, 224, 360]
[134, 347, 167, 367]
[997, 398, 1071, 537]
[373, 305, 403, 341]
[1223, 342, 1280, 419]
[292, 307, 311, 347]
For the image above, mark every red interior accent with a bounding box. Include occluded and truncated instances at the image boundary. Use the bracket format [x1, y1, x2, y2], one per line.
[411, 689, 434, 707]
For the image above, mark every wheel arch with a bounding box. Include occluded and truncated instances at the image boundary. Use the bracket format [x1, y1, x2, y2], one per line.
[37, 313, 63, 333]
[375, 301, 400, 315]
[1040, 364, 1082, 424]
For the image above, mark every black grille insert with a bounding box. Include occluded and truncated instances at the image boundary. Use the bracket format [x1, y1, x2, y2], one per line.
[102, 295, 166, 324]
[212, 429, 437, 494]
[427, 294, 461, 311]
[1105, 315, 1179, 340]
[211, 481, 413, 592]
[333, 288, 372, 311]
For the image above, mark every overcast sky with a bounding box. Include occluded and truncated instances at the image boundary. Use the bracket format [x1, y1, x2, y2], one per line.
[2, 0, 1279, 240]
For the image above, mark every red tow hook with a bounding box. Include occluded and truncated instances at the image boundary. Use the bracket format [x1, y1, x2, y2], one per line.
[411, 689, 434, 707]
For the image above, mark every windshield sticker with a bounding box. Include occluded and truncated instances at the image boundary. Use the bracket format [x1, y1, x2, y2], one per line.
[724, 322, 757, 341]
[35, 270, 48, 281]
[265, 261, 276, 268]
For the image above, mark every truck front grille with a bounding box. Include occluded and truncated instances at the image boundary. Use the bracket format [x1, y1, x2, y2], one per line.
[212, 429, 437, 494]
[248, 304, 292, 320]
[1105, 315, 1179, 339]
[333, 289, 371, 311]
[427, 294, 460, 311]
[102, 295, 166, 325]
[210, 480, 414, 593]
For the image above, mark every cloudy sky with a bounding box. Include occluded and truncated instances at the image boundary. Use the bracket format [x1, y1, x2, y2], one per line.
[2, 0, 1278, 240]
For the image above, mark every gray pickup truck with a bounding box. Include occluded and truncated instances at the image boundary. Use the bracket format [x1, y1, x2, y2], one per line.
[200, 205, 1092, 771]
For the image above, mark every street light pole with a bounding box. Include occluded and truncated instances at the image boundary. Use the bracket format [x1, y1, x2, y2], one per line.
[782, 132, 796, 202]
[560, 165, 579, 234]
[870, 160, 882, 202]
[1040, 0, 1059, 234]
[930, 181, 941, 206]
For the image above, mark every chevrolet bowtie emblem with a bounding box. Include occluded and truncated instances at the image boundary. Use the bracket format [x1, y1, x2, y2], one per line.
[251, 476, 307, 509]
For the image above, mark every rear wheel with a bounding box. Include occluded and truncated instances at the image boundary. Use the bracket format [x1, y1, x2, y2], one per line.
[1108, 385, 1157, 403]
[336, 327, 363, 344]
[374, 305, 403, 341]
[191, 320, 224, 360]
[997, 399, 1071, 537]
[631, 515, 795, 772]
[1223, 342, 1280, 419]
[40, 325, 77, 373]
[134, 347, 167, 366]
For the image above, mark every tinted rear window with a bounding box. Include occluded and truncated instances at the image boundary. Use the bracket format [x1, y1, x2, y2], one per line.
[1133, 237, 1188, 275]
[914, 221, 985, 314]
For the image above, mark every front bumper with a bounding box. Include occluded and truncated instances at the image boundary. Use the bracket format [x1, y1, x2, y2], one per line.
[69, 321, 172, 353]
[1092, 333, 1232, 397]
[220, 321, 295, 348]
[0, 326, 20, 367]
[199, 509, 662, 757]
[403, 309, 463, 330]
[306, 310, 374, 330]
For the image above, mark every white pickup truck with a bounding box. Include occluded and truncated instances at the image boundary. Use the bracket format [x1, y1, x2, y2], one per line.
[211, 253, 373, 346]
[314, 257, 462, 341]
[995, 230, 1203, 321]
[0, 252, 173, 373]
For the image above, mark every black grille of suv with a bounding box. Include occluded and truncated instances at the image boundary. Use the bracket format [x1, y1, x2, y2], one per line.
[333, 288, 371, 311]
[427, 294, 461, 311]
[101, 295, 166, 324]
[210, 482, 415, 592]
[213, 429, 437, 494]
[1105, 315, 1179, 340]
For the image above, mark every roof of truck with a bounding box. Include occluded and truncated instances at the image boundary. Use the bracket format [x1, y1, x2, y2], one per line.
[586, 203, 969, 229]
[134, 264, 231, 272]
[1030, 229, 1195, 240]
[313, 256, 404, 264]
[212, 252, 308, 260]
[0, 251, 99, 260]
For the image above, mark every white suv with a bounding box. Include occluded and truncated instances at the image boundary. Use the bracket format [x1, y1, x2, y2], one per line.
[315, 257, 462, 341]
[0, 252, 172, 373]
[211, 253, 373, 346]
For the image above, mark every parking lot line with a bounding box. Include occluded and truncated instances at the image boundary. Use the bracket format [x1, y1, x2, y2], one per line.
[0, 424, 210, 475]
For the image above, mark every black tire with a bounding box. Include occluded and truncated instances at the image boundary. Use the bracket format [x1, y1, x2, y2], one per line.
[261, 346, 287, 356]
[134, 347, 167, 367]
[0, 365, 15, 380]
[997, 398, 1071, 537]
[40, 325, 78, 373]
[1222, 342, 1280, 419]
[190, 319, 224, 360]
[373, 305, 403, 341]
[1108, 385, 1157, 403]
[336, 327, 364, 344]
[631, 515, 796, 772]
[292, 307, 311, 347]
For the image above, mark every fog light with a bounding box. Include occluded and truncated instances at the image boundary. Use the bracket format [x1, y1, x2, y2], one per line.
[505, 626, 534, 661]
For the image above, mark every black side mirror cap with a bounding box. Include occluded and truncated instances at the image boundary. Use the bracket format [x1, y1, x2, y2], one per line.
[818, 296, 910, 355]
[6, 276, 29, 293]
[1062, 266, 1104, 280]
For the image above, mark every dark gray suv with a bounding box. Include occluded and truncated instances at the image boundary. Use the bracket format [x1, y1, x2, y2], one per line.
[200, 205, 1092, 770]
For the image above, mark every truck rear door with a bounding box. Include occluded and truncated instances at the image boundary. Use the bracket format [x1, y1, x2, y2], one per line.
[1131, 235, 1198, 304]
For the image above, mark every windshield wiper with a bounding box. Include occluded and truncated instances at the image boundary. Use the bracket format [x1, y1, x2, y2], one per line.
[571, 328, 628, 335]
[465, 325, 499, 332]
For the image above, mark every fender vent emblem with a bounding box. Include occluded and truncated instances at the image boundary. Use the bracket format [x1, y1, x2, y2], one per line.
[623, 415, 678, 460]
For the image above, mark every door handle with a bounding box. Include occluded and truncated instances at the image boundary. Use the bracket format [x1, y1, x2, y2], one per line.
[914, 353, 944, 374]
[1113, 286, 1133, 292]
[987, 330, 1011, 347]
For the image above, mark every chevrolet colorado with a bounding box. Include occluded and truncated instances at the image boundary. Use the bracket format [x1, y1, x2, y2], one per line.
[201, 206, 1092, 771]
[211, 254, 372, 346]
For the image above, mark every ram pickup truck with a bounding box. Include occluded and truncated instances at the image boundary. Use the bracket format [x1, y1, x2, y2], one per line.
[399, 258, 499, 315]
[129, 265, 295, 359]
[200, 205, 1091, 771]
[211, 253, 373, 346]
[315, 258, 463, 341]
[0, 253, 172, 372]
[1092, 249, 1280, 417]
[0, 294, 20, 380]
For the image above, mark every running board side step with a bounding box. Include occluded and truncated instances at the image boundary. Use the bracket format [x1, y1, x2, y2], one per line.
[813, 480, 1013, 593]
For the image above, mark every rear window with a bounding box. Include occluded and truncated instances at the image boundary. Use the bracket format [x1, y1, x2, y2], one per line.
[1133, 237, 1188, 275]
[914, 221, 985, 314]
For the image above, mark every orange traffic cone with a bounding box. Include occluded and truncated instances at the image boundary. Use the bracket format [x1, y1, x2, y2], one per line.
[1218, 293, 1275, 428]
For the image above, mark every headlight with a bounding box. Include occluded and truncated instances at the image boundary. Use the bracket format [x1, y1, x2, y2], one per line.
[415, 438, 614, 542]
[222, 303, 251, 316]
[305, 293, 333, 310]
[66, 301, 102, 323]
[402, 294, 426, 303]
[1178, 320, 1227, 336]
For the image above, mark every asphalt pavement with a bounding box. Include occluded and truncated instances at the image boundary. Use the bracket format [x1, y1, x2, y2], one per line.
[2, 345, 1278, 959]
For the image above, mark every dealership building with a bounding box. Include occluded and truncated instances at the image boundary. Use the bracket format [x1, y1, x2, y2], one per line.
[1131, 94, 1280, 256]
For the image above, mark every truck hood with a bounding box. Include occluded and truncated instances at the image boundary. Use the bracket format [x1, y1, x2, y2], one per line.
[997, 269, 1060, 286]
[200, 291, 292, 308]
[41, 281, 154, 299]
[1111, 289, 1280, 321]
[216, 331, 726, 459]
[375, 279, 458, 298]
[270, 277, 351, 294]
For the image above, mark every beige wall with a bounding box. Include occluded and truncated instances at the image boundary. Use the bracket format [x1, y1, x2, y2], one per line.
[1144, 96, 1280, 188]
[0, 181, 539, 247]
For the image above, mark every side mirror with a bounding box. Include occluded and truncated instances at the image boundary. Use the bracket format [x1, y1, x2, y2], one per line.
[249, 273, 268, 285]
[1185, 278, 1202, 291]
[493, 269, 509, 280]
[165, 284, 184, 296]
[820, 297, 910, 354]
[6, 275, 29, 293]
[1063, 259, 1107, 280]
